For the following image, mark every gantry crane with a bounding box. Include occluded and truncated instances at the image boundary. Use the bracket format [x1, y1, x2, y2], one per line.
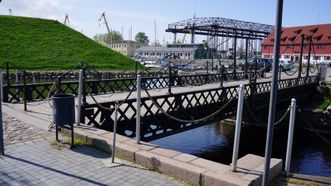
[99, 12, 112, 44]
[64, 14, 70, 25]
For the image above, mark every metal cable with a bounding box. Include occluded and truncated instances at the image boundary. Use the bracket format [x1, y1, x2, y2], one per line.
[297, 107, 331, 145]
[143, 88, 234, 123]
[309, 66, 318, 73]
[283, 68, 299, 76]
[88, 82, 136, 111]
[245, 99, 290, 126]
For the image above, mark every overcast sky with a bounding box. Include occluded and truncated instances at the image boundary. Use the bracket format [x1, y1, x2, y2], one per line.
[0, 0, 330, 44]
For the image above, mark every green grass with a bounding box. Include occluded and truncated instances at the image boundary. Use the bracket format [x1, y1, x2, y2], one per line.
[318, 86, 331, 110]
[0, 15, 140, 70]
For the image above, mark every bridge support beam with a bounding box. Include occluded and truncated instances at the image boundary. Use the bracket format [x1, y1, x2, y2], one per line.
[298, 34, 304, 78]
[245, 38, 249, 78]
[306, 36, 312, 77]
[233, 35, 237, 79]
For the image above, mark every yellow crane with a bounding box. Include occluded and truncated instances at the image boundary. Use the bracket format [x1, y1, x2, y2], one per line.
[99, 12, 112, 44]
[64, 14, 70, 25]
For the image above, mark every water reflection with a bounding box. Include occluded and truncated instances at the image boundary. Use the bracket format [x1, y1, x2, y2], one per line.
[152, 121, 331, 177]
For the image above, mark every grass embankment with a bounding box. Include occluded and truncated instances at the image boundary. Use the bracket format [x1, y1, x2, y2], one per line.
[0, 15, 139, 70]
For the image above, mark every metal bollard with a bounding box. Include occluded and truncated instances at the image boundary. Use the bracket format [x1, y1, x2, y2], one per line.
[76, 69, 83, 125]
[136, 74, 141, 144]
[111, 104, 118, 163]
[285, 98, 296, 176]
[231, 84, 245, 171]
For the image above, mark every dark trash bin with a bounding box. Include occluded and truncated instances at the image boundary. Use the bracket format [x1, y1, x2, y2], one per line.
[52, 94, 75, 126]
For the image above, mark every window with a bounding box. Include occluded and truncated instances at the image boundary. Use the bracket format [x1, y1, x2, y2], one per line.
[328, 37, 331, 41]
[293, 29, 302, 35]
[304, 56, 309, 60]
[314, 56, 321, 60]
[309, 28, 318, 34]
[317, 45, 324, 49]
[287, 45, 293, 49]
[325, 56, 330, 60]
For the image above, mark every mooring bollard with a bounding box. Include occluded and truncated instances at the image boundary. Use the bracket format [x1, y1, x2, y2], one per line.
[76, 69, 83, 125]
[231, 84, 245, 172]
[136, 74, 141, 144]
[285, 98, 296, 176]
[111, 104, 118, 163]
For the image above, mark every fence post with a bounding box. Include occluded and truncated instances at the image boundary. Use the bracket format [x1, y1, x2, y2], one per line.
[168, 63, 172, 94]
[231, 84, 245, 171]
[112, 104, 118, 163]
[136, 74, 141, 144]
[0, 71, 3, 102]
[285, 98, 296, 176]
[77, 69, 83, 125]
[82, 67, 87, 105]
[23, 71, 27, 111]
[0, 70, 3, 156]
[55, 76, 62, 95]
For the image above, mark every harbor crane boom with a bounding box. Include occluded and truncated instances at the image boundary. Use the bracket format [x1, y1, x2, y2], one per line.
[99, 12, 112, 44]
[64, 14, 70, 25]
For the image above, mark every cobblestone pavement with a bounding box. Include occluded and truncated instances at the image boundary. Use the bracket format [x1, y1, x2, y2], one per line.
[2, 114, 50, 146]
[0, 115, 185, 186]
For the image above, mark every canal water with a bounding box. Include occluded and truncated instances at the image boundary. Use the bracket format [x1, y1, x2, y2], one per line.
[152, 122, 331, 177]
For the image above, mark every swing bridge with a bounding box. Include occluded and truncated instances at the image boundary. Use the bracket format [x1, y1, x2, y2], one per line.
[2, 63, 320, 142]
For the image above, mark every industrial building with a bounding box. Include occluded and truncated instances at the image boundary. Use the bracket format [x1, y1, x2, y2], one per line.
[108, 40, 141, 57]
[262, 23, 331, 63]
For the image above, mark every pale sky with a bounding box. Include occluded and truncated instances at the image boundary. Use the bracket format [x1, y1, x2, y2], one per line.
[0, 0, 330, 44]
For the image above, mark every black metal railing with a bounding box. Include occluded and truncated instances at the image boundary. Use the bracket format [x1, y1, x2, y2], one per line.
[81, 75, 319, 141]
[2, 71, 261, 103]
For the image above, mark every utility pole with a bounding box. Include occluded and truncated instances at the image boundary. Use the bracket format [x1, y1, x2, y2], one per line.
[262, 0, 283, 185]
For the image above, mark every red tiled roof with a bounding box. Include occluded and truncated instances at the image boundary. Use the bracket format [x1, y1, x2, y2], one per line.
[262, 23, 331, 46]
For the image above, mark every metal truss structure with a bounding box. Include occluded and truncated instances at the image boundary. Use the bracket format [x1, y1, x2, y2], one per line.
[166, 17, 274, 40]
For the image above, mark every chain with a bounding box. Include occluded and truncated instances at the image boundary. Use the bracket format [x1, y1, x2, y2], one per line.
[143, 88, 234, 123]
[283, 68, 298, 76]
[88, 82, 136, 111]
[309, 66, 318, 73]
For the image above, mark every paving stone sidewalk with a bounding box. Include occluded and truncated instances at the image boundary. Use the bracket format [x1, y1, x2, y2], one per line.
[0, 115, 185, 186]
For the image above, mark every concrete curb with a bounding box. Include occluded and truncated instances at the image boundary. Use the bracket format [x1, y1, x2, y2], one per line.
[62, 125, 283, 186]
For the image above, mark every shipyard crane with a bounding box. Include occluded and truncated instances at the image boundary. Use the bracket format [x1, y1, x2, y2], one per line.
[99, 12, 112, 44]
[64, 14, 70, 25]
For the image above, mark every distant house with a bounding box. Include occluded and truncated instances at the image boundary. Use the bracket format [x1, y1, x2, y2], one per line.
[262, 24, 331, 63]
[108, 40, 141, 57]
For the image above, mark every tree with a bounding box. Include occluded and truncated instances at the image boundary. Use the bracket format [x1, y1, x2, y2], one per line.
[135, 32, 149, 45]
[93, 31, 123, 44]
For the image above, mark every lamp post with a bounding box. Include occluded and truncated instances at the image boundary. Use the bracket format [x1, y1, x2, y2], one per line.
[262, 0, 283, 185]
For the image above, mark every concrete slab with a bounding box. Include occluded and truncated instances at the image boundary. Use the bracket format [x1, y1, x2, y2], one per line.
[173, 153, 199, 163]
[149, 147, 182, 158]
[190, 158, 229, 173]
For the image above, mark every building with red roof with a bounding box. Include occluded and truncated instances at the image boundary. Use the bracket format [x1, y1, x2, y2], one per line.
[261, 23, 331, 63]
